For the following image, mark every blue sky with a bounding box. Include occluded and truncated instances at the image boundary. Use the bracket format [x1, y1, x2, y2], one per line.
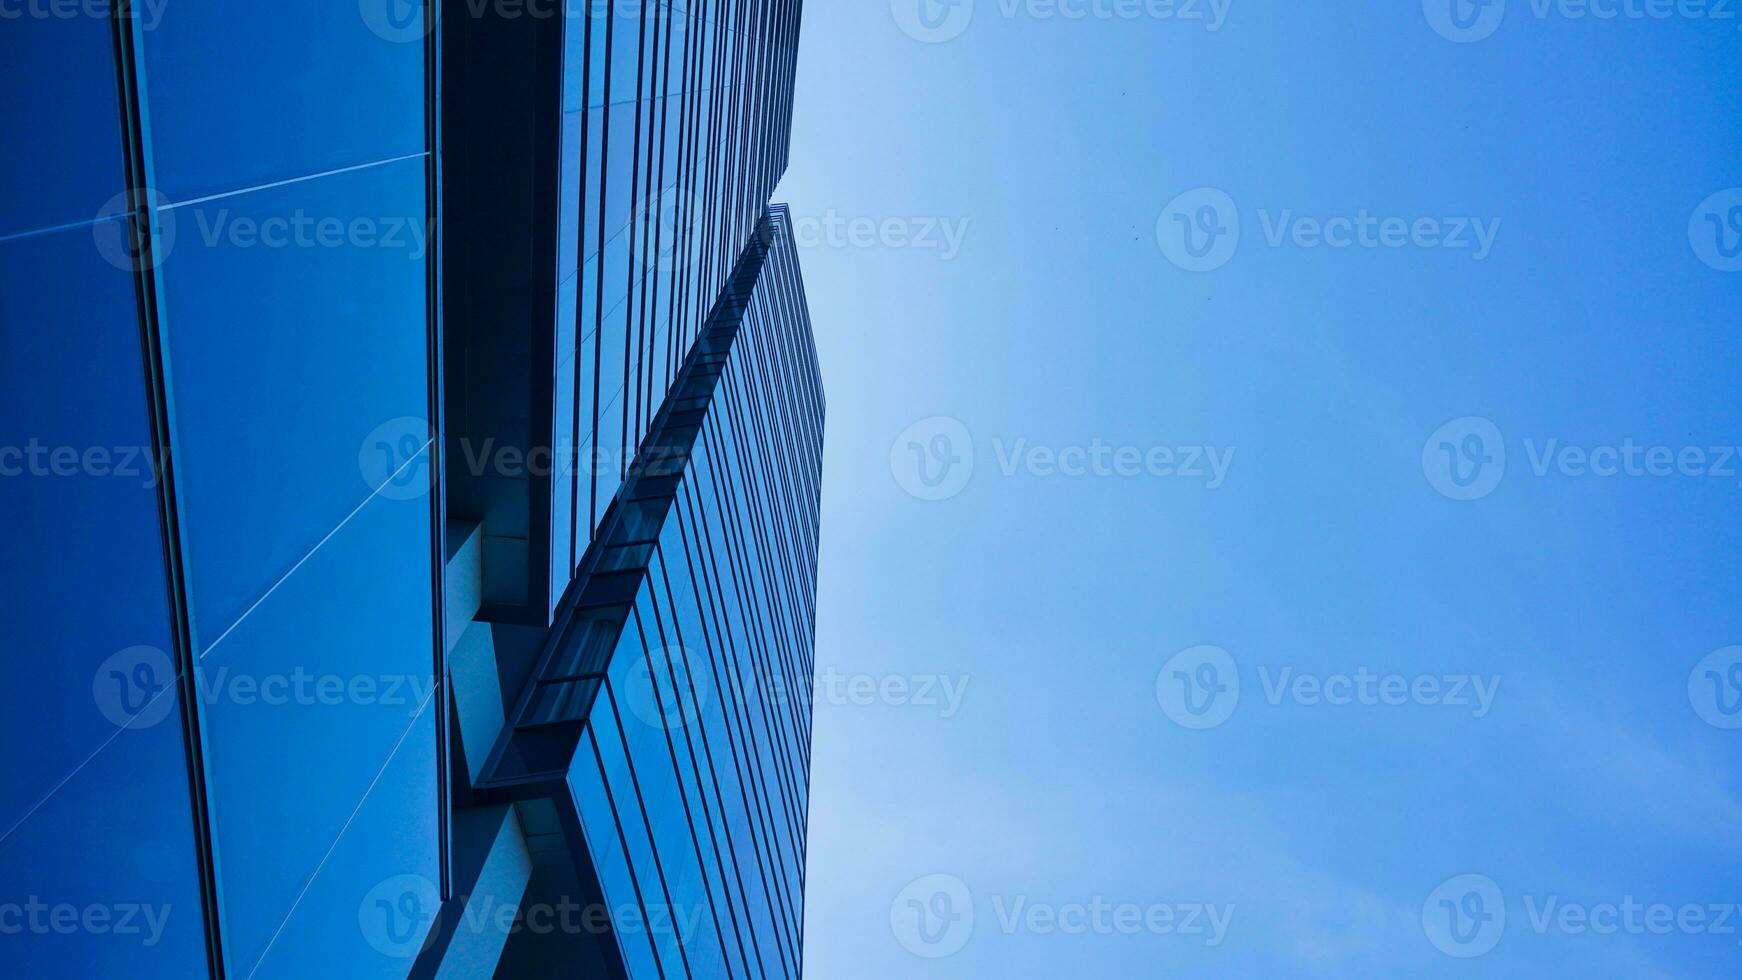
[773, 2, 1742, 977]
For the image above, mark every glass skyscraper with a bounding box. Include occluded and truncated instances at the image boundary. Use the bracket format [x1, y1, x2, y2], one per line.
[0, 2, 818, 978]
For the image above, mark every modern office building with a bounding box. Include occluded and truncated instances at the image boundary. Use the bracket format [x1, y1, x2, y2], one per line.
[0, 2, 819, 978]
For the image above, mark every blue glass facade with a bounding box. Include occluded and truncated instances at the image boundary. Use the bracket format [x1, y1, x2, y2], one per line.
[4, 5, 439, 979]
[1, 2, 814, 978]
[571, 219, 820, 980]
[483, 209, 820, 980]
[444, 0, 799, 622]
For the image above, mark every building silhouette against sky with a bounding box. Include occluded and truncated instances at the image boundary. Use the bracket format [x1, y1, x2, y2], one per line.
[0, 2, 818, 977]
